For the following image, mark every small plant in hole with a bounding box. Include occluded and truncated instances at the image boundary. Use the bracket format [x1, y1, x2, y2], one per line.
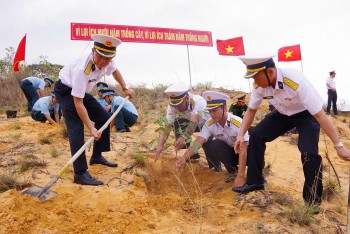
[131, 154, 145, 167]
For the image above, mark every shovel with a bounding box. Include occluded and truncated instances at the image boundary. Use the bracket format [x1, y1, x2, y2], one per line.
[22, 96, 130, 201]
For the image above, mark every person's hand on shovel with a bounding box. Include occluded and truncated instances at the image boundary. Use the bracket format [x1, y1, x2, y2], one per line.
[123, 88, 135, 99]
[89, 127, 102, 141]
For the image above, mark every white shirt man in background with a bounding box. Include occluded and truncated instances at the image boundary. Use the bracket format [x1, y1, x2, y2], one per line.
[326, 70, 338, 115]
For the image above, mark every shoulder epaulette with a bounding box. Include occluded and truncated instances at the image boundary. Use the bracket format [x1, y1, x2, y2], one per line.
[230, 118, 242, 128]
[46, 98, 51, 106]
[206, 118, 215, 126]
[283, 77, 299, 91]
[190, 98, 195, 110]
[84, 60, 94, 75]
[253, 82, 259, 89]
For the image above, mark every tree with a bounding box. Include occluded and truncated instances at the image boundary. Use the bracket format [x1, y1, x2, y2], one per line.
[0, 47, 15, 76]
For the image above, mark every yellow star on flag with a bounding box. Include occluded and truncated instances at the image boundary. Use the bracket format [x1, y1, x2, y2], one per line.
[284, 50, 293, 58]
[225, 45, 234, 54]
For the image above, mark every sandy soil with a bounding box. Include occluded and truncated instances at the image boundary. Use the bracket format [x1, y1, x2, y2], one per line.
[0, 110, 349, 234]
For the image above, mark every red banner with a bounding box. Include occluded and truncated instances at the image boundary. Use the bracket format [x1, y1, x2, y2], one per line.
[71, 23, 213, 47]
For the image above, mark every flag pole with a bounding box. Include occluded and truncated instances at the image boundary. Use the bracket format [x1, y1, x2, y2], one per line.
[299, 44, 303, 73]
[300, 60, 304, 73]
[186, 45, 193, 91]
[248, 79, 251, 94]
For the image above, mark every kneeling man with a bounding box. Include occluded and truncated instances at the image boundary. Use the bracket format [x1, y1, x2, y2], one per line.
[31, 91, 61, 124]
[175, 91, 249, 188]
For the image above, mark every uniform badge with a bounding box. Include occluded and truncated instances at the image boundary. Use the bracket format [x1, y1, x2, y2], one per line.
[104, 41, 112, 47]
[278, 81, 284, 89]
[263, 96, 273, 99]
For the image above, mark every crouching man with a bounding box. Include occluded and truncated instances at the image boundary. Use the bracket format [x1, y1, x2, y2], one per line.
[101, 89, 138, 132]
[175, 91, 249, 188]
[31, 91, 61, 124]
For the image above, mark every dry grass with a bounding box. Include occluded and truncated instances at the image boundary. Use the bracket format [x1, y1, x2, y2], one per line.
[0, 76, 23, 109]
[50, 147, 59, 158]
[38, 135, 52, 144]
[284, 201, 318, 225]
[132, 84, 168, 111]
[0, 173, 32, 192]
[9, 132, 22, 140]
[12, 123, 21, 130]
[269, 191, 292, 206]
[18, 158, 47, 172]
[60, 122, 69, 139]
[322, 177, 341, 202]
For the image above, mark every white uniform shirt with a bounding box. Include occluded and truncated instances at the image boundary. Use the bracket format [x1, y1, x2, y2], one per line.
[166, 93, 210, 126]
[199, 113, 249, 147]
[249, 67, 324, 116]
[59, 53, 117, 98]
[326, 77, 336, 90]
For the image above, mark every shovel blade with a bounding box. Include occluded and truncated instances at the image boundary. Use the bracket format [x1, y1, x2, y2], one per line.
[21, 185, 57, 202]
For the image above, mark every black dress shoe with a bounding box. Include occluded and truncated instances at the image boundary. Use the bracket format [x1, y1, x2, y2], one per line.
[232, 183, 264, 193]
[90, 155, 118, 167]
[74, 172, 103, 186]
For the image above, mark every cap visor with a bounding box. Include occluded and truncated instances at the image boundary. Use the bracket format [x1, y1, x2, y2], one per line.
[244, 71, 258, 79]
[205, 105, 222, 110]
[95, 49, 116, 58]
[169, 99, 184, 106]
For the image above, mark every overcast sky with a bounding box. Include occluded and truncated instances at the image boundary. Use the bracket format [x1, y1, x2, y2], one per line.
[1, 0, 350, 106]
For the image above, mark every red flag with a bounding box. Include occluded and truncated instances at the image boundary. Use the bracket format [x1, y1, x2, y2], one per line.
[216, 37, 245, 56]
[278, 44, 301, 62]
[13, 34, 26, 72]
